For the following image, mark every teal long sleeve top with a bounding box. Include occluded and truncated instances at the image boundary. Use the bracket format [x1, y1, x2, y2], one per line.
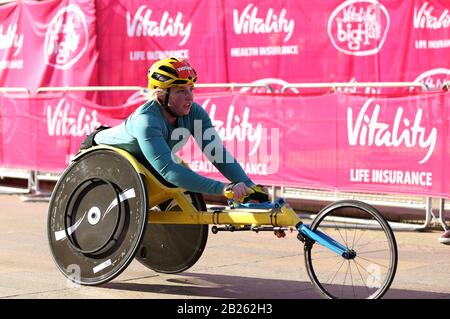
[94, 100, 253, 194]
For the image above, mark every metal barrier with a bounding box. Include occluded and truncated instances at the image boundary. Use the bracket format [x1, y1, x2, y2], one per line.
[276, 81, 450, 231]
[35, 86, 144, 94]
[439, 198, 449, 231]
[0, 168, 32, 194]
[28, 82, 433, 95]
[18, 83, 273, 199]
[20, 171, 60, 202]
[281, 81, 428, 92]
[0, 87, 30, 94]
[196, 83, 274, 92]
[0, 168, 58, 199]
[35, 83, 275, 94]
[0, 83, 448, 232]
[0, 88, 33, 194]
[280, 186, 448, 231]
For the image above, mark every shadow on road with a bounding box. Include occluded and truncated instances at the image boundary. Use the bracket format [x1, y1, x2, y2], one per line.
[101, 272, 449, 299]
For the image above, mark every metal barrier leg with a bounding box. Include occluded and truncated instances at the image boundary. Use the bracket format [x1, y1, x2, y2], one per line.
[20, 170, 53, 202]
[272, 185, 278, 203]
[419, 197, 433, 231]
[0, 169, 32, 194]
[439, 198, 448, 231]
[412, 197, 435, 232]
[414, 197, 448, 232]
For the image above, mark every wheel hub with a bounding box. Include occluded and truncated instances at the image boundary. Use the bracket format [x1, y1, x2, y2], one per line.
[342, 249, 357, 260]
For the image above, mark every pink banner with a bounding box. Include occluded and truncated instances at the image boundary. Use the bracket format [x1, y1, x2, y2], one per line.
[0, 93, 142, 171]
[188, 91, 448, 197]
[2, 91, 449, 198]
[383, 1, 450, 86]
[180, 93, 339, 189]
[223, 0, 450, 92]
[1, 1, 449, 104]
[223, 1, 306, 85]
[95, 0, 227, 105]
[335, 92, 448, 197]
[1, 1, 450, 199]
[0, 0, 99, 100]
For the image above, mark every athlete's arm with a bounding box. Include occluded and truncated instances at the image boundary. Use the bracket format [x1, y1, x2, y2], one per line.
[133, 114, 225, 195]
[190, 104, 254, 187]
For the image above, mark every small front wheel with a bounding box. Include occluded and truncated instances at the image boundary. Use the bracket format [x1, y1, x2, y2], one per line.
[304, 200, 398, 299]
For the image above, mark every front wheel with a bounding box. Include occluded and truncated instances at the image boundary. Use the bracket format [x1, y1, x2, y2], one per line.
[304, 200, 398, 299]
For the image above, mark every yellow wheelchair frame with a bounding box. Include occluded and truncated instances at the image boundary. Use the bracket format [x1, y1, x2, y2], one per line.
[95, 145, 301, 229]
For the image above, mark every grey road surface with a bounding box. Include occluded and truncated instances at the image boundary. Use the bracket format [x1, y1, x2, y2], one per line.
[0, 194, 449, 299]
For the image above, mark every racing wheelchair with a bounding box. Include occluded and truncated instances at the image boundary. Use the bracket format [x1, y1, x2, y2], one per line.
[47, 146, 398, 299]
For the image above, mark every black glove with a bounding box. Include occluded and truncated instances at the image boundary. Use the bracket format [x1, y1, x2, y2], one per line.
[242, 185, 270, 203]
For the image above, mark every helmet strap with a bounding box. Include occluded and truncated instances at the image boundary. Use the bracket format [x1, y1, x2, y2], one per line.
[161, 88, 178, 118]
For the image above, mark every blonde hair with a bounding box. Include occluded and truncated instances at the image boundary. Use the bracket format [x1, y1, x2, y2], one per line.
[142, 87, 167, 101]
[149, 87, 168, 101]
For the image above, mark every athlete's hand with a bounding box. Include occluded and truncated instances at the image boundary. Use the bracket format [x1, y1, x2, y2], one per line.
[223, 182, 250, 201]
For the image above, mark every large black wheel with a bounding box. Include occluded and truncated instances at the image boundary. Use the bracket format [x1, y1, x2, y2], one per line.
[304, 200, 397, 299]
[47, 149, 147, 285]
[135, 192, 208, 273]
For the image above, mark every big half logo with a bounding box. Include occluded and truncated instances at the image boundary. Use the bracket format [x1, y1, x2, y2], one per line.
[44, 4, 88, 70]
[328, 0, 390, 56]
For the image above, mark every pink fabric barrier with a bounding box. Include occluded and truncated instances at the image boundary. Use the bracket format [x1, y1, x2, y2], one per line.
[0, 0, 100, 100]
[0, 93, 142, 171]
[95, 0, 227, 104]
[1, 91, 449, 198]
[189, 91, 449, 198]
[223, 0, 450, 86]
[94, 0, 450, 101]
[1, 1, 449, 104]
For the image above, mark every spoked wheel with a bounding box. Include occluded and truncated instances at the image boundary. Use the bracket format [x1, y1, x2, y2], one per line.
[304, 200, 397, 299]
[47, 149, 148, 285]
[135, 192, 208, 273]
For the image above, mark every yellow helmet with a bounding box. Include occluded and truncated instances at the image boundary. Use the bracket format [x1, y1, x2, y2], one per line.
[147, 57, 197, 90]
